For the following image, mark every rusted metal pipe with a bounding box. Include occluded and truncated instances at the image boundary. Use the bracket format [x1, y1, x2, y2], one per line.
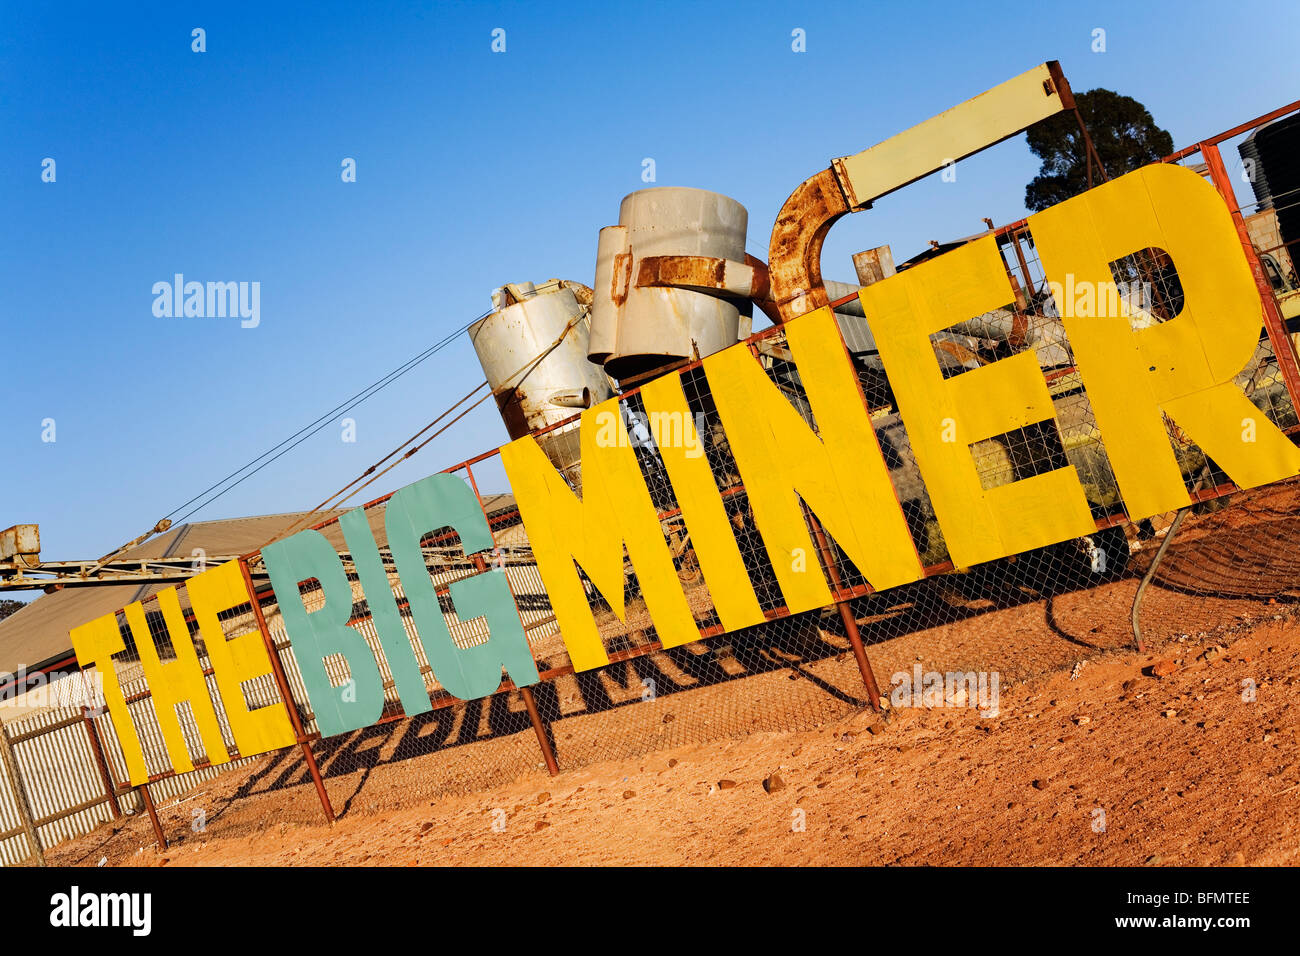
[804, 509, 882, 710]
[1201, 142, 1300, 404]
[139, 783, 167, 850]
[239, 558, 336, 824]
[80, 709, 122, 820]
[767, 167, 852, 322]
[84, 518, 173, 580]
[466, 464, 562, 777]
[1163, 98, 1300, 163]
[520, 686, 559, 777]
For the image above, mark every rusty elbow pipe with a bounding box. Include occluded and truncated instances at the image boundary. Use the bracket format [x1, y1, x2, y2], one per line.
[766, 167, 853, 323]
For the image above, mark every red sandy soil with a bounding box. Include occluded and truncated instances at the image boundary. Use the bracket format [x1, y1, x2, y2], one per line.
[51, 616, 1300, 866]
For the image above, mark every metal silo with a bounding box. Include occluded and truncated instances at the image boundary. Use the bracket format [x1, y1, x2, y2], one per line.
[469, 280, 614, 492]
[589, 187, 754, 382]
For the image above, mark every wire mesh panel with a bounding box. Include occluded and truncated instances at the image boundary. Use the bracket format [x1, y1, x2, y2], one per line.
[240, 467, 563, 818]
[22, 108, 1300, 865]
[56, 586, 313, 856]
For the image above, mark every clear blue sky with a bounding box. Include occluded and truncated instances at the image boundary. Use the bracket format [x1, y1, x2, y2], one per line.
[3, 0, 1297, 583]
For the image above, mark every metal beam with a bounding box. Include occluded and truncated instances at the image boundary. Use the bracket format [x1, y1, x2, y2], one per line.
[768, 61, 1076, 321]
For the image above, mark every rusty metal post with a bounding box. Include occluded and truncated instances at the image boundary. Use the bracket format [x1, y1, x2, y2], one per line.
[520, 687, 559, 777]
[465, 462, 562, 776]
[1201, 142, 1300, 403]
[0, 717, 45, 866]
[1009, 230, 1035, 296]
[751, 338, 883, 709]
[80, 708, 122, 820]
[139, 782, 167, 850]
[804, 510, 882, 710]
[239, 558, 336, 824]
[1072, 108, 1108, 190]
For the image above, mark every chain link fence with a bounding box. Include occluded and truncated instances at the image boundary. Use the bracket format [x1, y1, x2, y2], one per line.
[16, 110, 1300, 864]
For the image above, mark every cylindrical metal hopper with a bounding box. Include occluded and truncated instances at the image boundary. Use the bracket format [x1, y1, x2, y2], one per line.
[469, 281, 613, 491]
[590, 187, 751, 381]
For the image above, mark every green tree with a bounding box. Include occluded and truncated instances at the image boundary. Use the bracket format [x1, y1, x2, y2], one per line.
[1024, 89, 1174, 211]
[0, 599, 24, 622]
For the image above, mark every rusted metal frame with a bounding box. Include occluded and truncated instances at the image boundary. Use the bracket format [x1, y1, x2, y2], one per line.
[810, 303, 926, 706]
[1043, 364, 1080, 385]
[135, 751, 250, 786]
[1201, 142, 1300, 407]
[0, 794, 115, 838]
[245, 361, 1240, 710]
[994, 218, 1030, 239]
[1131, 507, 1190, 653]
[464, 462, 560, 776]
[804, 509, 882, 710]
[742, 333, 888, 707]
[1044, 62, 1107, 191]
[0, 821, 35, 842]
[1006, 229, 1038, 347]
[239, 202, 1267, 748]
[767, 167, 854, 322]
[0, 820, 39, 843]
[139, 782, 167, 849]
[802, 308, 911, 707]
[95, 654, 255, 786]
[0, 718, 45, 866]
[340, 503, 1146, 694]
[432, 381, 1186, 686]
[1253, 236, 1300, 259]
[3, 713, 85, 744]
[80, 704, 122, 820]
[238, 557, 335, 824]
[1072, 108, 1108, 190]
[1163, 99, 1300, 164]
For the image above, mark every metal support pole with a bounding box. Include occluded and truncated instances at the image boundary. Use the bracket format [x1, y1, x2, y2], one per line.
[520, 686, 559, 776]
[139, 782, 167, 850]
[0, 718, 45, 866]
[466, 462, 562, 776]
[1072, 107, 1108, 189]
[1010, 230, 1035, 294]
[805, 510, 882, 710]
[81, 709, 122, 820]
[239, 558, 336, 824]
[1131, 507, 1189, 653]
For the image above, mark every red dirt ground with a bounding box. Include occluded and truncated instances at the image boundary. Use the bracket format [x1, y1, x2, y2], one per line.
[50, 614, 1300, 866]
[43, 481, 1300, 866]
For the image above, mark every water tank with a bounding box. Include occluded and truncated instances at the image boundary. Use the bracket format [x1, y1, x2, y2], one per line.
[589, 187, 752, 381]
[469, 280, 613, 490]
